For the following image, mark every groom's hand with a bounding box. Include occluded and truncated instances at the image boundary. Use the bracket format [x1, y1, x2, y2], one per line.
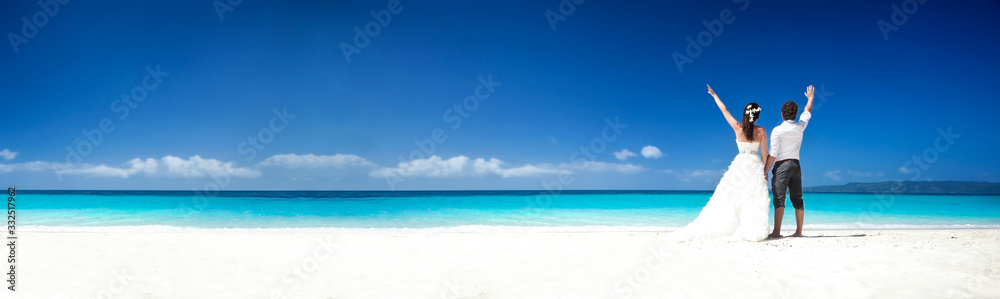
[804, 85, 815, 112]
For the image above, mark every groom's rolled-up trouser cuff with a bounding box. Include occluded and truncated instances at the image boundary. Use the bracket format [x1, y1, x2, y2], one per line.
[771, 160, 804, 210]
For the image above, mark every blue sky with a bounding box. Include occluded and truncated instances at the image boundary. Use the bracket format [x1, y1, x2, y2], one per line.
[1, 0, 998, 190]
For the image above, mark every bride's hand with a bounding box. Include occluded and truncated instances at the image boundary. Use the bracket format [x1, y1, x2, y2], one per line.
[707, 84, 718, 98]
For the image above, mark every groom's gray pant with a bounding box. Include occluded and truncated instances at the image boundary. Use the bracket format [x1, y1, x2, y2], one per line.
[772, 160, 803, 210]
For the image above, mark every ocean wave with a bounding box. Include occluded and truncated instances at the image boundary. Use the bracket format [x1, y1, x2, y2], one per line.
[804, 223, 1000, 230]
[20, 223, 1000, 233]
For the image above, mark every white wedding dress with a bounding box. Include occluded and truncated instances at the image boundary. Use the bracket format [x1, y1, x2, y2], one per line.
[675, 140, 770, 242]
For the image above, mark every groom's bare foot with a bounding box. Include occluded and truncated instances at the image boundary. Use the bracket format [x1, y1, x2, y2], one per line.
[767, 232, 783, 239]
[790, 233, 804, 237]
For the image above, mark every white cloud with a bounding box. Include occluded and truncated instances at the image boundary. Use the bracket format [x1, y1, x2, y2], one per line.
[55, 156, 261, 178]
[0, 149, 17, 161]
[613, 149, 637, 161]
[824, 170, 842, 181]
[899, 167, 914, 174]
[641, 146, 663, 159]
[256, 153, 375, 169]
[662, 169, 725, 182]
[0, 161, 58, 173]
[371, 155, 643, 179]
[472, 158, 570, 178]
[57, 164, 135, 178]
[1, 152, 649, 184]
[371, 156, 471, 178]
[566, 161, 644, 174]
[825, 169, 883, 182]
[847, 170, 884, 177]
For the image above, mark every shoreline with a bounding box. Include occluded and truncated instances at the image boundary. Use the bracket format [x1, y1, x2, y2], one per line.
[19, 224, 1000, 233]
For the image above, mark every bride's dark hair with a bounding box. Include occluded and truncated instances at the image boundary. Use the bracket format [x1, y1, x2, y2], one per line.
[742, 103, 761, 141]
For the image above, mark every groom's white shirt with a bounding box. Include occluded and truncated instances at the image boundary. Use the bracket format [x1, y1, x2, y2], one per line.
[769, 111, 811, 161]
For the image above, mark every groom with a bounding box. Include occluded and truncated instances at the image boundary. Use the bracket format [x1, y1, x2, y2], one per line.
[764, 85, 815, 238]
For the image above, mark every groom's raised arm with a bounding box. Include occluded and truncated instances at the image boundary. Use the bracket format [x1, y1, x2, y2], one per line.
[800, 85, 815, 127]
[803, 85, 815, 113]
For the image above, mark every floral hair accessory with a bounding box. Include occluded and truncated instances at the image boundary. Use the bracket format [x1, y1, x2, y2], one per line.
[744, 106, 761, 122]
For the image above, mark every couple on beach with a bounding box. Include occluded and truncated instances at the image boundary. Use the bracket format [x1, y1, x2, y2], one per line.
[676, 85, 815, 242]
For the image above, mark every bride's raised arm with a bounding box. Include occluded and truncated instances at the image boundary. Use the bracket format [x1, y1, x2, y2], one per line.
[707, 84, 740, 132]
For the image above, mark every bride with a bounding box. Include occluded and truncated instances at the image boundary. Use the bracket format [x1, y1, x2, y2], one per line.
[674, 85, 771, 242]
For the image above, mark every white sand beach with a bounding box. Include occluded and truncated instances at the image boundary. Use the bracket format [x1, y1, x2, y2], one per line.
[11, 229, 1000, 298]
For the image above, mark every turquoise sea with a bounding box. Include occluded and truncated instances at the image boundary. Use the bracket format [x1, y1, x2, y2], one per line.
[16, 190, 1000, 232]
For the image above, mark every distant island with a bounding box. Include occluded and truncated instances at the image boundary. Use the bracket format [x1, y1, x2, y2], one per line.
[804, 181, 1000, 195]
